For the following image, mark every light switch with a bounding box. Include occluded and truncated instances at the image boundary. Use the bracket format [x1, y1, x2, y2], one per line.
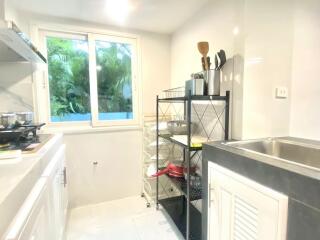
[275, 87, 288, 99]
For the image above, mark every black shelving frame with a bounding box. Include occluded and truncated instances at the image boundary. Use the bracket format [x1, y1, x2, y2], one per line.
[156, 91, 230, 240]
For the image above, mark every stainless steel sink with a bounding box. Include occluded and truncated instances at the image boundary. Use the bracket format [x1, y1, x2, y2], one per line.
[211, 137, 320, 180]
[226, 138, 320, 169]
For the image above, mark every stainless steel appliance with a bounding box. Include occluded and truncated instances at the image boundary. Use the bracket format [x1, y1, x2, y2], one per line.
[0, 113, 17, 128]
[185, 78, 205, 95]
[16, 112, 33, 125]
[0, 123, 46, 149]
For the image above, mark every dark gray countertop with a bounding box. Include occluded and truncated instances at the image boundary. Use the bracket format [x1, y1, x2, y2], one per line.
[205, 136, 320, 181]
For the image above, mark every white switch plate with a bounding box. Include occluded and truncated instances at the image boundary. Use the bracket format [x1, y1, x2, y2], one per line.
[275, 87, 288, 99]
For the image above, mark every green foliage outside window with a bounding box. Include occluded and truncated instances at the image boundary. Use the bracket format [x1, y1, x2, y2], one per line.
[47, 36, 133, 121]
[96, 41, 133, 115]
[47, 37, 90, 117]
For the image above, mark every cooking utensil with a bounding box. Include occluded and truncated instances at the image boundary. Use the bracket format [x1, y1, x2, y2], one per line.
[214, 54, 219, 70]
[201, 56, 211, 70]
[216, 53, 221, 70]
[167, 120, 189, 135]
[218, 50, 226, 70]
[207, 56, 211, 69]
[0, 123, 46, 144]
[197, 42, 209, 70]
[16, 112, 33, 125]
[1, 113, 17, 129]
[0, 128, 28, 144]
[152, 162, 196, 178]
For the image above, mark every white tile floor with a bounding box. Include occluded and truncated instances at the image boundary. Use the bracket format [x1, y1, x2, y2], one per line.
[65, 196, 184, 240]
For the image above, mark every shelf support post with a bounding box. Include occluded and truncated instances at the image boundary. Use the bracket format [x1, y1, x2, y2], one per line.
[186, 90, 192, 240]
[156, 95, 159, 210]
[225, 91, 230, 140]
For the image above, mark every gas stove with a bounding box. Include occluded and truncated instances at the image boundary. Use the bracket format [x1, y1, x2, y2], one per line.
[0, 123, 48, 153]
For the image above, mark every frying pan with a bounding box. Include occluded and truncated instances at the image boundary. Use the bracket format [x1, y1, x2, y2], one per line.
[0, 123, 46, 144]
[152, 162, 196, 178]
[0, 128, 29, 144]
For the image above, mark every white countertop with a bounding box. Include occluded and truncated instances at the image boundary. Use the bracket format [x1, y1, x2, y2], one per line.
[0, 156, 40, 209]
[0, 134, 63, 238]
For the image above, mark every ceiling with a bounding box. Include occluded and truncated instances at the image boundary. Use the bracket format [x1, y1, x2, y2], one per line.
[11, 0, 210, 34]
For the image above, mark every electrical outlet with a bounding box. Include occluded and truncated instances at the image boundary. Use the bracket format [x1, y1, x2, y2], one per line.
[275, 87, 288, 99]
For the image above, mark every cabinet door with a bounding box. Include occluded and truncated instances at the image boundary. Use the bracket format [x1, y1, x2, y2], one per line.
[44, 144, 67, 240]
[208, 162, 288, 240]
[20, 203, 49, 240]
[52, 167, 63, 238]
[4, 178, 51, 240]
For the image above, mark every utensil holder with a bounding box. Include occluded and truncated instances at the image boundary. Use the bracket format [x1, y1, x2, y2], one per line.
[204, 69, 220, 95]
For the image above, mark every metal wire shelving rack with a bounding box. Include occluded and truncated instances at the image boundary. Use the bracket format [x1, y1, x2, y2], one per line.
[156, 90, 230, 240]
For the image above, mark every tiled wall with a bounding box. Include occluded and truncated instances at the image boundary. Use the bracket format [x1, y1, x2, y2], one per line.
[0, 63, 34, 113]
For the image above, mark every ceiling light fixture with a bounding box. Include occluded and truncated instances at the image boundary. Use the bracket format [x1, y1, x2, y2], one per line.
[105, 0, 134, 24]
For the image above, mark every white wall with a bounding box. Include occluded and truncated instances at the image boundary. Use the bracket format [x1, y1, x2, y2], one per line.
[0, 63, 34, 112]
[0, 0, 5, 19]
[290, 0, 320, 140]
[171, 0, 236, 88]
[170, 0, 294, 140]
[64, 130, 142, 207]
[240, 0, 293, 139]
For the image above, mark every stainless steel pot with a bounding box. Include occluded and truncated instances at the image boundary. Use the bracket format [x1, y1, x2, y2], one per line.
[167, 120, 189, 135]
[0, 113, 17, 128]
[16, 112, 33, 125]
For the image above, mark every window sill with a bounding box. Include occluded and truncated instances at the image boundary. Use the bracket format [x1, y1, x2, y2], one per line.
[40, 124, 142, 135]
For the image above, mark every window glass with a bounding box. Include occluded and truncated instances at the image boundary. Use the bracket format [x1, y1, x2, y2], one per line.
[46, 36, 91, 122]
[95, 40, 133, 120]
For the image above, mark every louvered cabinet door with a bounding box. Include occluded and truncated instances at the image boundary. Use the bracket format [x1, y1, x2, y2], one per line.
[208, 162, 288, 240]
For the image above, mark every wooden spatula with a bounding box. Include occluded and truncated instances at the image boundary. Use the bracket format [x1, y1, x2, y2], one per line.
[197, 42, 209, 70]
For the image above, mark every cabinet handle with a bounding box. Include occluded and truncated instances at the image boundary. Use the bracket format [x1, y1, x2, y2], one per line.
[209, 184, 215, 208]
[63, 167, 67, 187]
[209, 184, 212, 208]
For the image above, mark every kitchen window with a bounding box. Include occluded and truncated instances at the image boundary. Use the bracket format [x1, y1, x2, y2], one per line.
[38, 30, 139, 128]
[46, 34, 91, 122]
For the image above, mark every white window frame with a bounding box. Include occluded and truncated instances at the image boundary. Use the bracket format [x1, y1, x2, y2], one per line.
[34, 26, 141, 131]
[88, 33, 139, 127]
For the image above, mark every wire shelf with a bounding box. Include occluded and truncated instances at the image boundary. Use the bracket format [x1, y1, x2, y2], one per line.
[156, 91, 230, 240]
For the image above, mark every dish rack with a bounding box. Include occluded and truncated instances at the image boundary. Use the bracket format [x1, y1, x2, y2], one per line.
[155, 90, 230, 240]
[160, 86, 185, 99]
[141, 115, 183, 207]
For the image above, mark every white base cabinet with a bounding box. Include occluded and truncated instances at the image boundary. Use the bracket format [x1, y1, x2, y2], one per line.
[42, 144, 68, 240]
[4, 143, 67, 240]
[4, 178, 51, 240]
[208, 162, 288, 240]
